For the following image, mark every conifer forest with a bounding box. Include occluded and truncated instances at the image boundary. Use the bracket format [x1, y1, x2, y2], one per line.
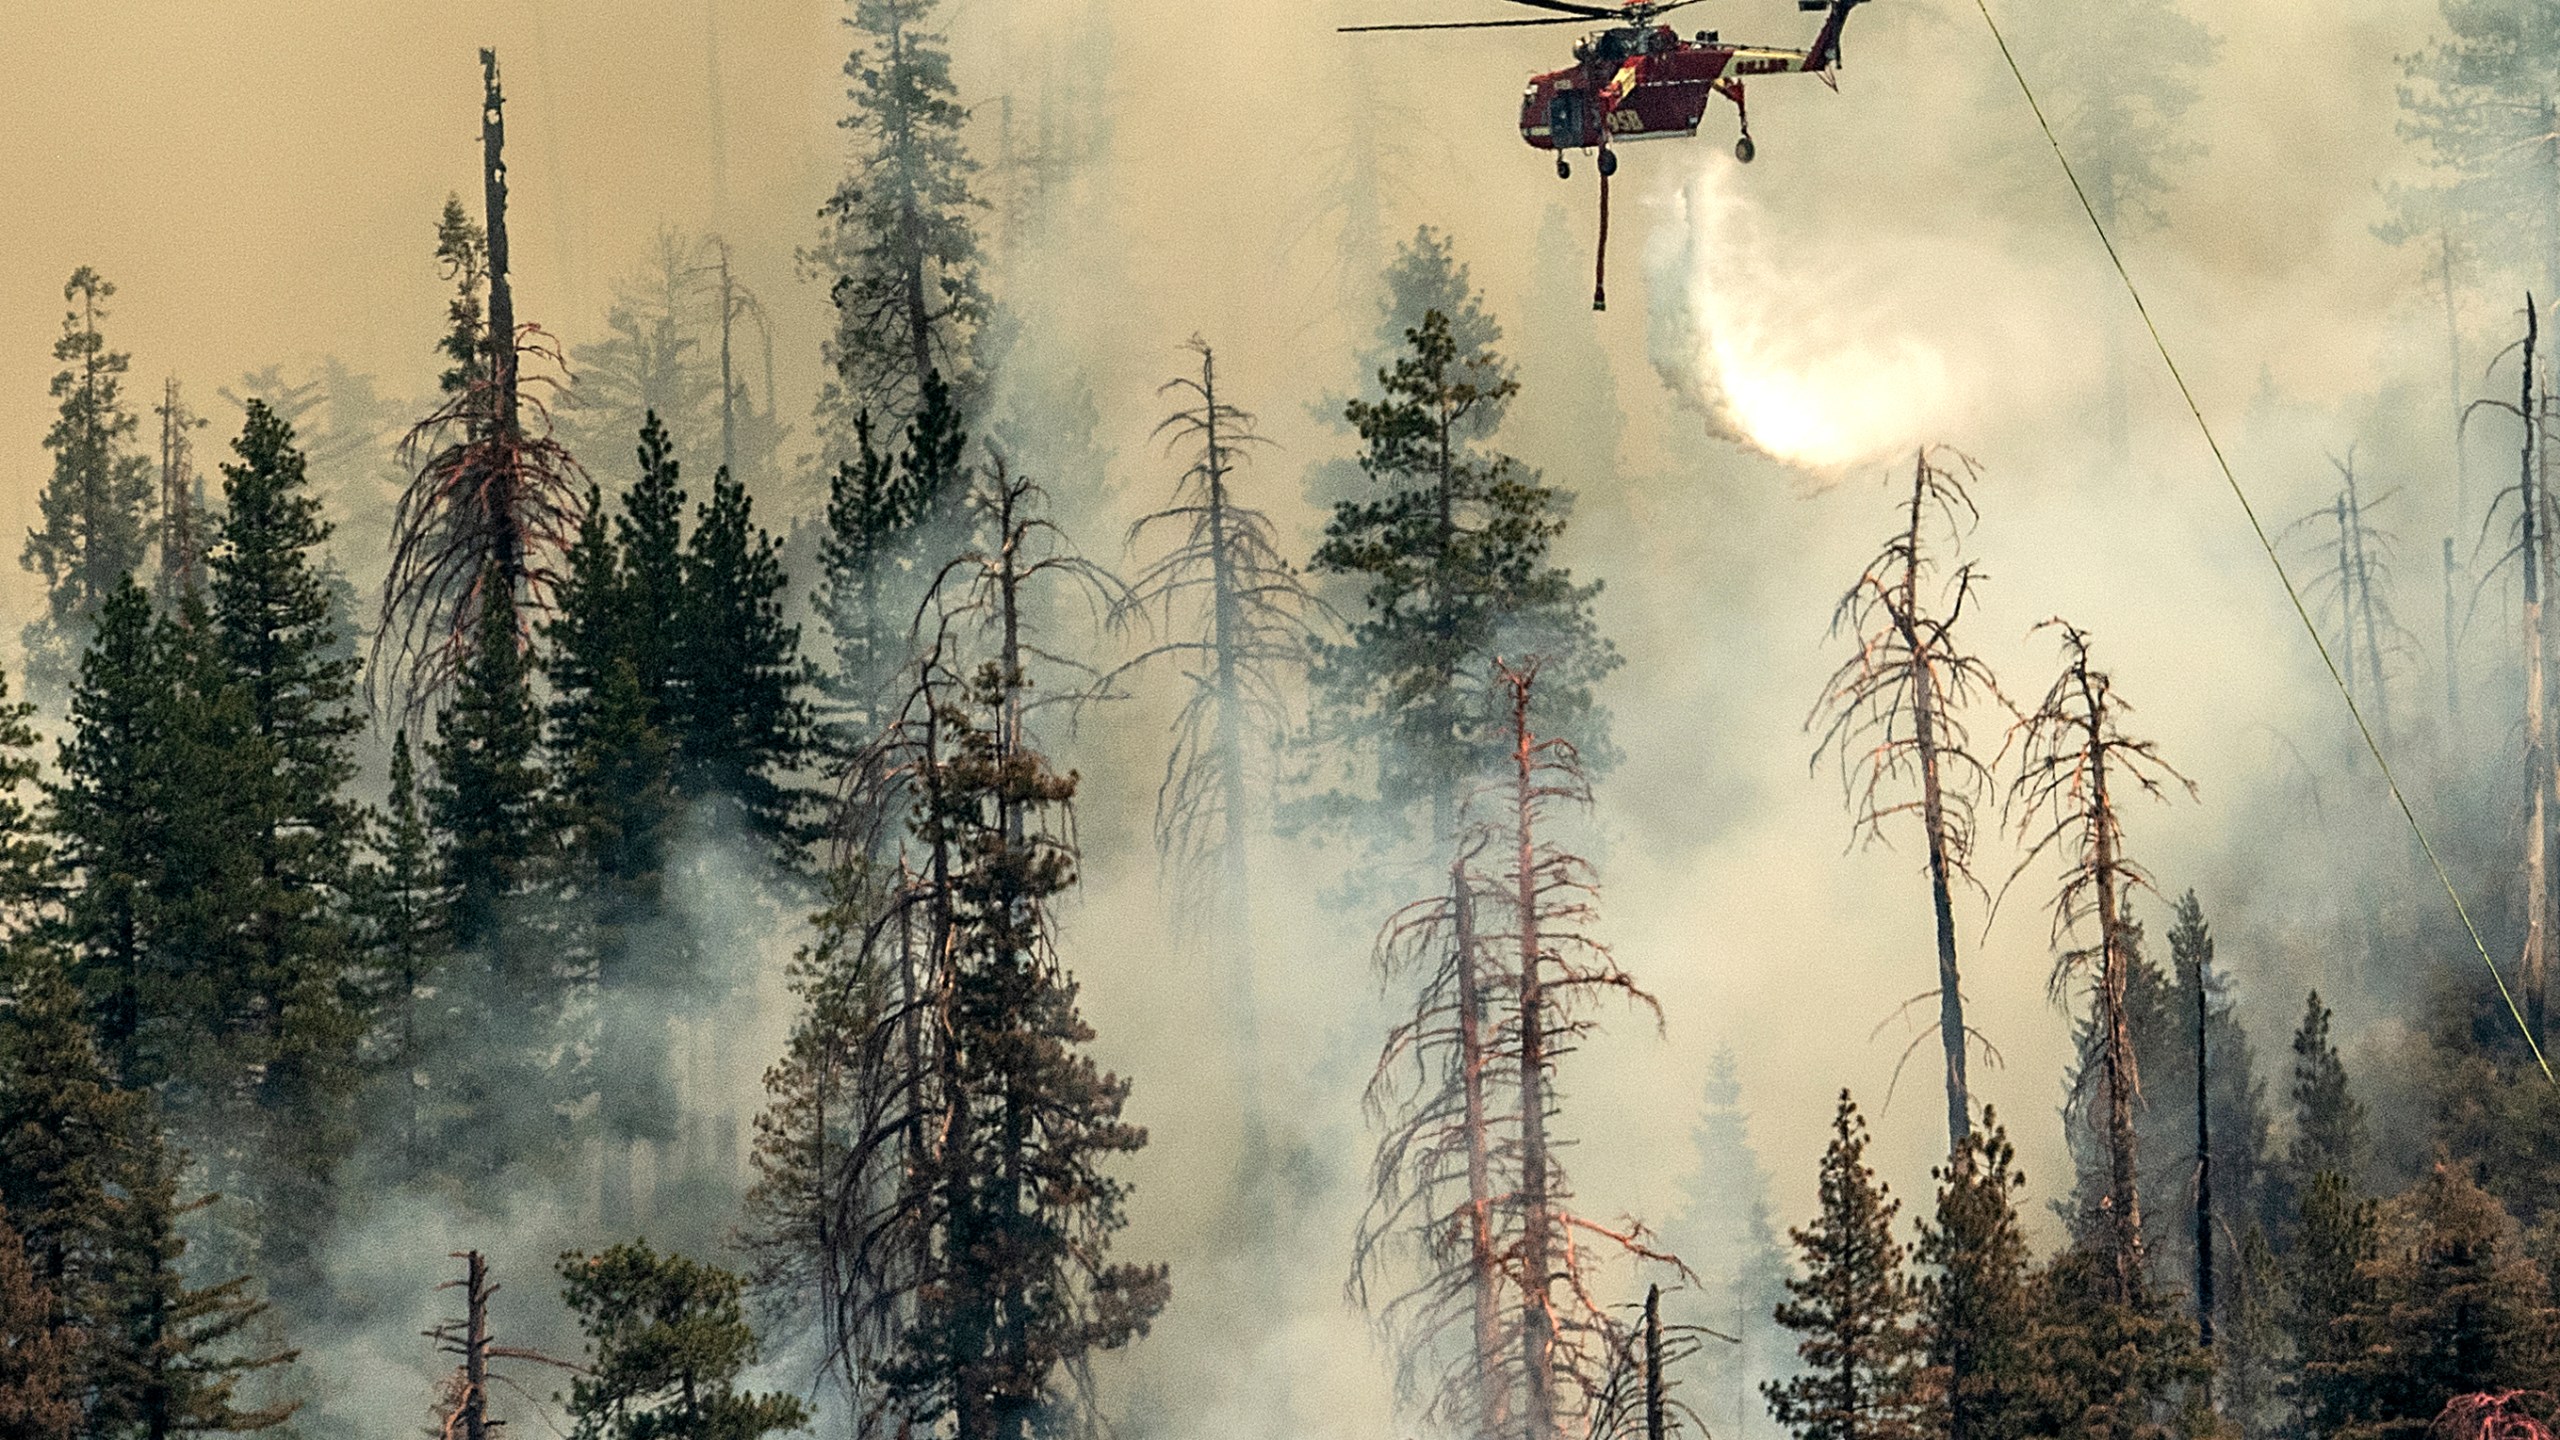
[24, 0, 2560, 1437]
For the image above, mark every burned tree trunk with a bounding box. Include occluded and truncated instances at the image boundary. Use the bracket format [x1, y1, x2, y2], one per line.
[1513, 670, 1561, 1440]
[480, 48, 520, 597]
[2526, 302, 2550, 1044]
[2194, 931, 2215, 1364]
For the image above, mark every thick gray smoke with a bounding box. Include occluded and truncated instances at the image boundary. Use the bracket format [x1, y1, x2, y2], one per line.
[0, 0, 2523, 1432]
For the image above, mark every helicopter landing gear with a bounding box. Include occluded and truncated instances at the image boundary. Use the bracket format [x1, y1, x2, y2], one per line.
[1557, 153, 1572, 180]
[1597, 146, 1618, 177]
[1719, 78, 1756, 164]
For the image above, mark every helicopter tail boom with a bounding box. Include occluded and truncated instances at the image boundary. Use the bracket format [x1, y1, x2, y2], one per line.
[1796, 0, 1867, 71]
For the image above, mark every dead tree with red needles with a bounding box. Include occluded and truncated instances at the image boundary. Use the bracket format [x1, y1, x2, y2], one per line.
[375, 50, 586, 712]
[1355, 659, 1683, 1440]
[2005, 621, 2195, 1301]
[1809, 446, 2004, 1157]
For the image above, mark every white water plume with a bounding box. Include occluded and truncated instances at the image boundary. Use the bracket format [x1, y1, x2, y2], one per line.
[1643, 153, 1960, 472]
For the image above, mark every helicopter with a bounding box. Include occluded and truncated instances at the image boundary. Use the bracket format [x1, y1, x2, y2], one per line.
[1343, 0, 1871, 310]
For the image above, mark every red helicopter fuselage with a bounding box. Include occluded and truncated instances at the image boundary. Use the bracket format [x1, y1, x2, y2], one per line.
[1517, 3, 1857, 156]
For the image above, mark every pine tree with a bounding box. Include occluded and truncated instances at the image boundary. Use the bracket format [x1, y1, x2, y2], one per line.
[809, 0, 990, 449]
[1913, 1118, 2035, 1440]
[818, 371, 971, 748]
[1112, 339, 1319, 1141]
[0, 957, 145, 1350]
[87, 1122, 297, 1437]
[2287, 1169, 2380, 1439]
[2018, 1247, 2202, 1440]
[672, 459, 809, 847]
[2323, 1163, 2556, 1440]
[0, 1207, 77, 1440]
[745, 666, 1167, 1439]
[1670, 1048, 1792, 1440]
[1765, 1093, 1924, 1440]
[354, 731, 446, 1177]
[1308, 305, 1618, 845]
[206, 399, 370, 1301]
[555, 1240, 807, 1440]
[429, 573, 547, 953]
[2007, 621, 2195, 1299]
[0, 656, 51, 935]
[561, 230, 724, 489]
[2394, 0, 2560, 301]
[1303, 226, 1511, 516]
[2286, 991, 2370, 1196]
[48, 578, 182, 1086]
[23, 267, 157, 697]
[424, 567, 553, 1184]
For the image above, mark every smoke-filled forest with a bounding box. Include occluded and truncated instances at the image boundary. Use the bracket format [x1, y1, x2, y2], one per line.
[16, 0, 2560, 1436]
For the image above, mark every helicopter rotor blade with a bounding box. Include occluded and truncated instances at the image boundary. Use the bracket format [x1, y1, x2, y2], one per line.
[1339, 14, 1591, 29]
[1501, 0, 1627, 17]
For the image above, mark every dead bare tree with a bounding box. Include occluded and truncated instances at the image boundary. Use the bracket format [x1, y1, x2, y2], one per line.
[1809, 446, 2004, 1157]
[1355, 659, 1683, 1440]
[2005, 621, 2196, 1300]
[427, 1250, 579, 1440]
[1109, 337, 1323, 1127]
[375, 49, 586, 712]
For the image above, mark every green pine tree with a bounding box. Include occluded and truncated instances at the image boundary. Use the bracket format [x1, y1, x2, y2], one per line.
[48, 578, 184, 1086]
[1914, 1117, 2036, 1440]
[2287, 1169, 2379, 1440]
[810, 0, 990, 448]
[205, 400, 371, 1301]
[1765, 1092, 1925, 1440]
[86, 1121, 297, 1437]
[555, 1240, 808, 1440]
[2284, 991, 2369, 1201]
[819, 377, 969, 743]
[1307, 303, 1618, 845]
[354, 730, 447, 1178]
[424, 572, 554, 1184]
[22, 267, 157, 697]
[673, 461, 809, 847]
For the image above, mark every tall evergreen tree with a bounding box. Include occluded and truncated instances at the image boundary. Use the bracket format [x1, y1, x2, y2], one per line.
[809, 0, 990, 450]
[205, 400, 371, 1300]
[2017, 1246, 2202, 1440]
[1303, 226, 1510, 516]
[23, 267, 157, 696]
[2285, 990, 2370, 1198]
[354, 730, 447, 1178]
[1307, 305, 1617, 845]
[818, 371, 970, 746]
[1914, 1117, 2035, 1440]
[48, 579, 184, 1087]
[0, 958, 145, 1355]
[673, 461, 809, 847]
[1670, 1048, 1792, 1440]
[744, 667, 1168, 1438]
[1765, 1093, 1925, 1440]
[423, 567, 553, 1184]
